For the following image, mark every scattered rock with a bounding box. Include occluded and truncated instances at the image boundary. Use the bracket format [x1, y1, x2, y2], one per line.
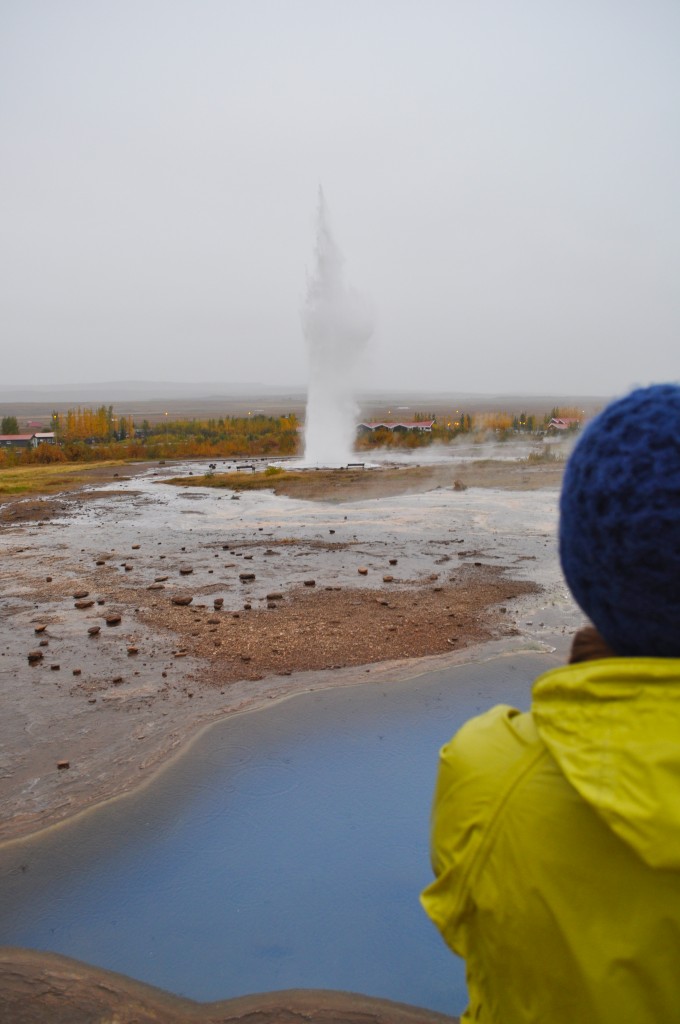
[38, 639, 49, 648]
[74, 599, 94, 609]
[57, 760, 70, 770]
[383, 575, 394, 583]
[267, 602, 277, 610]
[213, 598, 224, 608]
[179, 565, 193, 575]
[73, 590, 89, 599]
[50, 664, 60, 671]
[112, 676, 123, 684]
[34, 624, 47, 634]
[155, 575, 169, 582]
[132, 544, 140, 550]
[453, 479, 467, 491]
[147, 583, 164, 590]
[73, 669, 82, 676]
[27, 650, 43, 663]
[266, 593, 284, 601]
[45, 576, 52, 582]
[239, 572, 255, 581]
[358, 567, 368, 575]
[127, 646, 139, 655]
[303, 579, 316, 587]
[207, 617, 220, 624]
[105, 614, 122, 626]
[389, 559, 398, 565]
[87, 626, 101, 636]
[171, 595, 193, 606]
[243, 603, 252, 610]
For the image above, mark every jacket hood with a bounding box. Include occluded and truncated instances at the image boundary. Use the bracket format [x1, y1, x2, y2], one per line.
[532, 658, 680, 869]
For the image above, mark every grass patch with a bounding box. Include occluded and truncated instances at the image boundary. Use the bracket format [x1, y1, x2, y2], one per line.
[0, 461, 129, 496]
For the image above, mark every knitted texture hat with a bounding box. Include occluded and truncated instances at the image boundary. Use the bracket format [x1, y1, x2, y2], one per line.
[559, 384, 680, 657]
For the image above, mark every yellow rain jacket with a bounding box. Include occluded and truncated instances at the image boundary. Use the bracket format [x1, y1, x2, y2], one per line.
[421, 658, 680, 1023]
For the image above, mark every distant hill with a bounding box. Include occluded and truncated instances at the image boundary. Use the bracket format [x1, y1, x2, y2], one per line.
[0, 381, 306, 403]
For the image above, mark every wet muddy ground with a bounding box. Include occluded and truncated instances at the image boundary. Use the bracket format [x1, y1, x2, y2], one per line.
[0, 457, 583, 843]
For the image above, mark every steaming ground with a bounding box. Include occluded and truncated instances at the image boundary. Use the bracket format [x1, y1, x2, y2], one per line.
[0, 456, 580, 842]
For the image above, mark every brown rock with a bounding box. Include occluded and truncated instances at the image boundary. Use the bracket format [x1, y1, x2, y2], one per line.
[132, 544, 140, 550]
[303, 579, 316, 587]
[383, 575, 394, 583]
[147, 583, 165, 590]
[155, 575, 169, 582]
[358, 567, 368, 575]
[73, 669, 82, 676]
[50, 664, 60, 671]
[127, 646, 139, 655]
[105, 614, 122, 626]
[57, 760, 69, 770]
[87, 626, 101, 636]
[27, 650, 43, 662]
[266, 593, 284, 601]
[34, 624, 47, 634]
[179, 565, 193, 575]
[73, 589, 89, 599]
[389, 559, 398, 565]
[213, 598, 224, 608]
[239, 572, 255, 581]
[171, 595, 193, 606]
[75, 599, 95, 609]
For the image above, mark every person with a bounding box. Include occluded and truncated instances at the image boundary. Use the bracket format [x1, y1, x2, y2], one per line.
[420, 384, 680, 1024]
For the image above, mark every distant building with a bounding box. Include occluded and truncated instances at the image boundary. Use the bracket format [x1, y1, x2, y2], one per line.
[547, 417, 581, 432]
[0, 431, 56, 449]
[357, 420, 435, 434]
[0, 434, 36, 449]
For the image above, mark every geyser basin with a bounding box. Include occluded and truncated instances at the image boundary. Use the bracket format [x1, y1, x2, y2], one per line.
[0, 652, 558, 1015]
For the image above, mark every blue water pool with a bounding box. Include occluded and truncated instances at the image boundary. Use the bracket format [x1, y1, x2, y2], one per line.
[0, 651, 556, 1015]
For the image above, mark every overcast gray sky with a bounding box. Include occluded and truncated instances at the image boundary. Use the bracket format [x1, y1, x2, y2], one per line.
[1, 0, 678, 395]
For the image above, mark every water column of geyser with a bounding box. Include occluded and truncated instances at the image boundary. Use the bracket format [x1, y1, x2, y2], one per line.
[302, 191, 373, 466]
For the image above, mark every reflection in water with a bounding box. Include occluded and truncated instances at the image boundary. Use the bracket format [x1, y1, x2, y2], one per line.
[0, 652, 558, 1015]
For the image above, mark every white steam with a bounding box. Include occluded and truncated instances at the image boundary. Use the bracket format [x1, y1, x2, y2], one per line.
[302, 190, 373, 466]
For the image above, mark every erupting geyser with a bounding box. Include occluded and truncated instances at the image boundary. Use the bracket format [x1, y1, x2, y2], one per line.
[302, 190, 373, 465]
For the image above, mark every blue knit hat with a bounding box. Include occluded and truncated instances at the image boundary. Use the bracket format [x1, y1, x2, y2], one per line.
[559, 383, 680, 658]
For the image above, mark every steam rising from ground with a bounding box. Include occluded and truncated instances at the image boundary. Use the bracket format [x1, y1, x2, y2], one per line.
[302, 191, 373, 465]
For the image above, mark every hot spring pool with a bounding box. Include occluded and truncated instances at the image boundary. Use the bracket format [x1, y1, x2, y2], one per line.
[0, 651, 557, 1016]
